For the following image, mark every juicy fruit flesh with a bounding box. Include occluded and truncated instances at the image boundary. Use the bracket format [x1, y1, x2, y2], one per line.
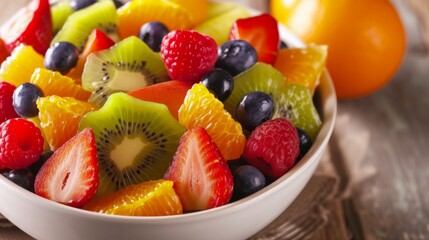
[110, 136, 153, 171]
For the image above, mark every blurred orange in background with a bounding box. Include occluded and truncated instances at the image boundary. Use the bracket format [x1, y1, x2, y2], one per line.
[271, 0, 406, 99]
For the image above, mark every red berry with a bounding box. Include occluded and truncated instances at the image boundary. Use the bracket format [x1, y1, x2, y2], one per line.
[164, 127, 233, 211]
[34, 128, 99, 208]
[0, 118, 44, 170]
[0, 81, 19, 124]
[243, 118, 299, 180]
[161, 30, 218, 84]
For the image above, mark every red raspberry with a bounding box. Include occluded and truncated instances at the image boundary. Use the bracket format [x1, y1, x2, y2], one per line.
[0, 118, 44, 170]
[243, 118, 299, 180]
[0, 81, 19, 124]
[161, 30, 217, 84]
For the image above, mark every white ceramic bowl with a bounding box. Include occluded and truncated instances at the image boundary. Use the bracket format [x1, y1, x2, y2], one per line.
[0, 3, 337, 240]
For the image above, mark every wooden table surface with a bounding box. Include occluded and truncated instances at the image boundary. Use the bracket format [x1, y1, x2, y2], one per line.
[1, 0, 428, 240]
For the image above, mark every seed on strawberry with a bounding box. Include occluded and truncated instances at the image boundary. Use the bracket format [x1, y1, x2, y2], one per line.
[161, 30, 218, 84]
[0, 81, 19, 124]
[34, 128, 99, 208]
[164, 127, 233, 211]
[0, 118, 44, 170]
[243, 118, 299, 180]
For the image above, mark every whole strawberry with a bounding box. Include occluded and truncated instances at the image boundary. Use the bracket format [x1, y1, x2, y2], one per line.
[243, 118, 299, 180]
[0, 81, 19, 124]
[0, 118, 44, 170]
[161, 30, 217, 84]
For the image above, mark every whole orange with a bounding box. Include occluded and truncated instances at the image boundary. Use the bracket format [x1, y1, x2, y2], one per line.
[271, 0, 406, 99]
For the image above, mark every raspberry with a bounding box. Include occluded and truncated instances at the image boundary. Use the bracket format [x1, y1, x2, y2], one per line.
[0, 118, 44, 170]
[161, 30, 217, 84]
[243, 118, 299, 180]
[0, 81, 19, 124]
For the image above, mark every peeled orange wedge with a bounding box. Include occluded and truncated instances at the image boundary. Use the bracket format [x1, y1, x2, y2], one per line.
[84, 180, 183, 216]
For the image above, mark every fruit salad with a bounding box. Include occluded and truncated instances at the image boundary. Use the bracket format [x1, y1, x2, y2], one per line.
[0, 0, 327, 217]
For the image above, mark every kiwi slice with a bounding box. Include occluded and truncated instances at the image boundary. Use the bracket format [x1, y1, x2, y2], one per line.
[50, 1, 75, 34]
[82, 36, 169, 106]
[51, 0, 118, 51]
[224, 63, 322, 140]
[78, 92, 186, 196]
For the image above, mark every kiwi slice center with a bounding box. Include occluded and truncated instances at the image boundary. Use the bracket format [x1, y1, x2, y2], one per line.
[104, 61, 151, 92]
[110, 136, 153, 171]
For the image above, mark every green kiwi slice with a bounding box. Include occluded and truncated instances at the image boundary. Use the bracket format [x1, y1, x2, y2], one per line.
[82, 36, 169, 106]
[51, 0, 118, 50]
[78, 92, 185, 196]
[50, 1, 75, 34]
[224, 62, 322, 140]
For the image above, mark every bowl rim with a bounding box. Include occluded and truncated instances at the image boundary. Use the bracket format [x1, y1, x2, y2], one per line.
[0, 6, 337, 224]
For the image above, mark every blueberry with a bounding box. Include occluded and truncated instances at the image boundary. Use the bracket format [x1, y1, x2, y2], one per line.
[44, 41, 79, 75]
[227, 158, 246, 175]
[12, 83, 44, 118]
[235, 91, 274, 132]
[215, 40, 258, 76]
[29, 150, 54, 175]
[138, 21, 169, 52]
[112, 0, 123, 8]
[296, 128, 312, 162]
[70, 0, 96, 10]
[1, 168, 35, 192]
[200, 69, 234, 101]
[279, 40, 288, 49]
[232, 165, 266, 200]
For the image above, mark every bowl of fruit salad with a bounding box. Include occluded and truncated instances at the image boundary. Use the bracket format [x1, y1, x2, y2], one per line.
[0, 0, 336, 239]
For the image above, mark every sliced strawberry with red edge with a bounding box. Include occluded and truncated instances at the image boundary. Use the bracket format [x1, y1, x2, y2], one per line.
[34, 128, 99, 208]
[230, 13, 279, 64]
[0, 39, 9, 63]
[0, 0, 52, 55]
[68, 29, 115, 82]
[164, 127, 233, 211]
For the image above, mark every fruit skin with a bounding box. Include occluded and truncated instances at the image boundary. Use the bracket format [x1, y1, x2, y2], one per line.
[243, 118, 299, 180]
[164, 127, 233, 211]
[44, 41, 80, 75]
[0, 118, 44, 170]
[0, 39, 9, 63]
[0, 168, 35, 192]
[232, 165, 266, 200]
[128, 80, 191, 120]
[230, 14, 279, 65]
[200, 68, 234, 102]
[0, 0, 52, 55]
[34, 128, 99, 208]
[215, 40, 258, 77]
[235, 91, 275, 133]
[296, 128, 312, 163]
[12, 83, 44, 118]
[84, 180, 182, 216]
[161, 30, 218, 84]
[271, 0, 406, 99]
[70, 0, 96, 11]
[138, 21, 169, 52]
[0, 81, 19, 124]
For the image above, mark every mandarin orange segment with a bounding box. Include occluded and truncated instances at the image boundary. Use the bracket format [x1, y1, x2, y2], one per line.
[274, 44, 328, 94]
[117, 0, 193, 39]
[178, 83, 246, 160]
[0, 45, 44, 87]
[84, 180, 183, 216]
[169, 0, 208, 26]
[37, 96, 99, 151]
[30, 68, 91, 101]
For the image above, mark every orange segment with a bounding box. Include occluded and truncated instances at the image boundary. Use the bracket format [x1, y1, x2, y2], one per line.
[178, 83, 246, 160]
[84, 180, 183, 216]
[30, 68, 91, 101]
[169, 0, 208, 26]
[0, 45, 44, 86]
[37, 96, 99, 151]
[117, 0, 193, 39]
[274, 44, 328, 94]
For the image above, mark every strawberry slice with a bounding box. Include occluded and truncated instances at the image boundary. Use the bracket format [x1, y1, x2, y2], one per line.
[0, 39, 9, 63]
[230, 13, 279, 64]
[0, 0, 52, 55]
[34, 128, 99, 208]
[164, 127, 233, 211]
[68, 29, 115, 83]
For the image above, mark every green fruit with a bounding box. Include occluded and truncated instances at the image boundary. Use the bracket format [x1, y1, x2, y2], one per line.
[224, 63, 322, 140]
[82, 36, 169, 106]
[51, 0, 118, 50]
[78, 92, 186, 196]
[194, 4, 250, 46]
[50, 1, 75, 34]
